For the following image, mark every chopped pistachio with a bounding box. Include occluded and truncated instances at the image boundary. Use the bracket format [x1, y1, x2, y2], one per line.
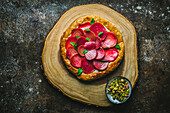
[107, 78, 130, 102]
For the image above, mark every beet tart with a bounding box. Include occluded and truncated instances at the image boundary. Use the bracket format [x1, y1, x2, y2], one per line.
[60, 16, 124, 81]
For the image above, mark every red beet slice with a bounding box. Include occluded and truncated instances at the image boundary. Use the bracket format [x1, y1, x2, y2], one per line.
[78, 22, 91, 30]
[96, 48, 105, 60]
[93, 60, 109, 70]
[84, 41, 96, 50]
[102, 32, 117, 48]
[90, 22, 107, 40]
[78, 45, 85, 57]
[95, 36, 102, 49]
[85, 49, 97, 60]
[77, 36, 88, 47]
[70, 54, 82, 68]
[66, 47, 78, 59]
[103, 48, 119, 62]
[84, 31, 96, 41]
[65, 36, 77, 49]
[71, 28, 84, 37]
[81, 58, 95, 74]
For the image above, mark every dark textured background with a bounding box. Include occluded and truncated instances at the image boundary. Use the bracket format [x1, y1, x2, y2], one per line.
[0, 0, 170, 113]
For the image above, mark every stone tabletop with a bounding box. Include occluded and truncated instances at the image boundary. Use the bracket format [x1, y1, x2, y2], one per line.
[0, 0, 169, 113]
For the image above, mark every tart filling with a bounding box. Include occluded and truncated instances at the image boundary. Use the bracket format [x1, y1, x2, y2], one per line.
[60, 16, 124, 81]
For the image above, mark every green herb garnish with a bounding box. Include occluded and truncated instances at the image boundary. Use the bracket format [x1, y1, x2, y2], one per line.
[90, 18, 95, 25]
[74, 46, 78, 50]
[86, 37, 90, 41]
[103, 47, 109, 49]
[98, 32, 103, 36]
[84, 28, 90, 31]
[115, 44, 121, 50]
[75, 36, 80, 38]
[70, 42, 78, 50]
[70, 42, 75, 46]
[77, 68, 83, 76]
[101, 60, 106, 62]
[83, 49, 88, 54]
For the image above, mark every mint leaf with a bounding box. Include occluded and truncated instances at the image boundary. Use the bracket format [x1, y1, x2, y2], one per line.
[70, 42, 78, 50]
[77, 68, 83, 76]
[115, 44, 121, 50]
[98, 32, 103, 36]
[101, 60, 106, 62]
[90, 18, 95, 25]
[74, 43, 78, 50]
[83, 49, 88, 54]
[74, 46, 78, 50]
[70, 42, 75, 46]
[75, 36, 80, 38]
[86, 37, 90, 41]
[85, 28, 90, 31]
[103, 47, 109, 49]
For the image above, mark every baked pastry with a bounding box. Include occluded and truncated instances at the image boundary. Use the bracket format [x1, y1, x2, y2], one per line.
[60, 16, 124, 81]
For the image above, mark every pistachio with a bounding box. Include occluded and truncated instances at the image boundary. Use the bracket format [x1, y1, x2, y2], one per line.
[107, 78, 130, 102]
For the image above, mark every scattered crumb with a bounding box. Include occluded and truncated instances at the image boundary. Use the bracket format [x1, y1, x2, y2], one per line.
[136, 6, 142, 10]
[38, 79, 42, 83]
[29, 88, 33, 92]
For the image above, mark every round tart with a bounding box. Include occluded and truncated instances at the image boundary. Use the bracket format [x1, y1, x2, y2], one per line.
[60, 16, 124, 81]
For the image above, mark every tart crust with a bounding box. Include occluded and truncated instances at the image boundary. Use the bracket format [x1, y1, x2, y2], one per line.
[60, 16, 124, 81]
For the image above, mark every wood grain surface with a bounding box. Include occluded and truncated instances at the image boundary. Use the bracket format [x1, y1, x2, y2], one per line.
[42, 4, 138, 107]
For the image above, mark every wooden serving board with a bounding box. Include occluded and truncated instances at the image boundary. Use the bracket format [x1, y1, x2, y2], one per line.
[42, 4, 138, 107]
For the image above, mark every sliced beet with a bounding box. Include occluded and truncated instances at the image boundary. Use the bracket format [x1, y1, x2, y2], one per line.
[84, 31, 96, 41]
[78, 22, 91, 30]
[85, 49, 97, 60]
[96, 48, 105, 60]
[102, 32, 117, 48]
[66, 47, 78, 59]
[71, 28, 84, 37]
[77, 36, 88, 47]
[65, 36, 77, 49]
[81, 58, 95, 74]
[103, 48, 119, 62]
[90, 22, 107, 40]
[84, 41, 96, 50]
[95, 36, 102, 49]
[78, 45, 85, 57]
[70, 54, 82, 68]
[93, 60, 109, 70]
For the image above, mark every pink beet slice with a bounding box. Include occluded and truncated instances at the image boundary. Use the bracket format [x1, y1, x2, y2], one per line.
[66, 47, 78, 59]
[102, 32, 117, 48]
[84, 30, 96, 41]
[95, 36, 102, 49]
[90, 22, 107, 40]
[93, 60, 109, 70]
[85, 49, 97, 60]
[96, 48, 105, 60]
[71, 28, 84, 37]
[103, 48, 119, 62]
[65, 36, 77, 49]
[78, 22, 91, 30]
[77, 36, 88, 47]
[81, 58, 95, 74]
[78, 45, 85, 57]
[70, 53, 82, 68]
[84, 41, 96, 50]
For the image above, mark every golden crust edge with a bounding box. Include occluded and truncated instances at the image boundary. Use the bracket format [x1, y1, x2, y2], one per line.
[60, 15, 124, 81]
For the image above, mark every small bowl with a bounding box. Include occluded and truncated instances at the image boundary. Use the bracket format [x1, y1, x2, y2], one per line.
[105, 76, 132, 104]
